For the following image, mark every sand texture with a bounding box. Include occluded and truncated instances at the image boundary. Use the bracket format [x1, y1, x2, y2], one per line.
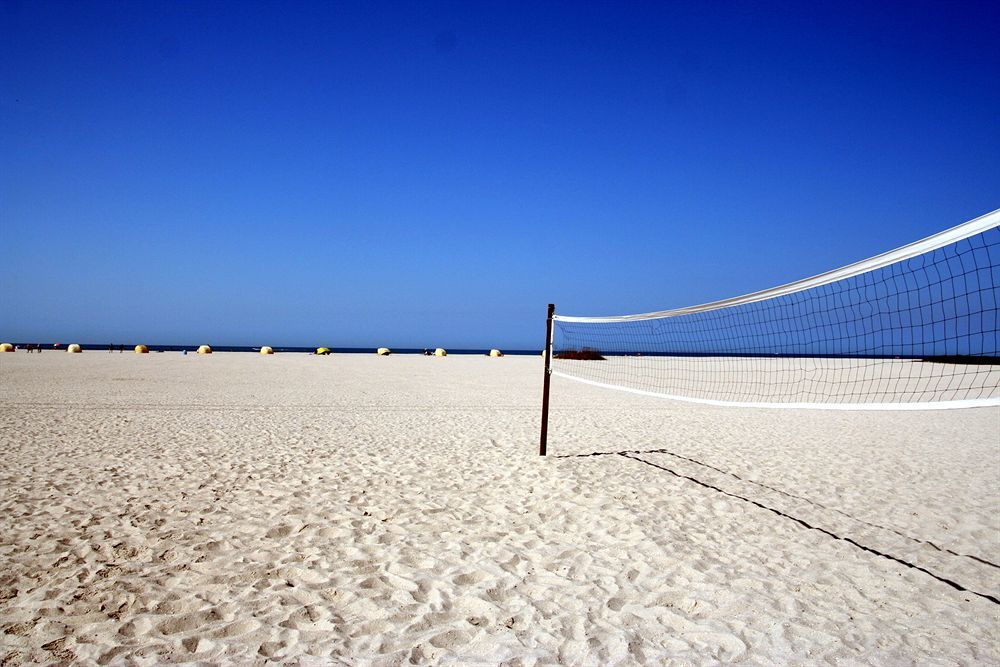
[1, 352, 998, 665]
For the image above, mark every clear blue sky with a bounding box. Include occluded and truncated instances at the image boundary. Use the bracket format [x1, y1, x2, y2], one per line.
[2, 0, 997, 348]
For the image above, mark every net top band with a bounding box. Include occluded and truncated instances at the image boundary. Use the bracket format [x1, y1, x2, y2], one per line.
[554, 208, 1000, 323]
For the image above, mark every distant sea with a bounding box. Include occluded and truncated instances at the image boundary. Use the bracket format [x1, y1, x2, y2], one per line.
[11, 344, 540, 355]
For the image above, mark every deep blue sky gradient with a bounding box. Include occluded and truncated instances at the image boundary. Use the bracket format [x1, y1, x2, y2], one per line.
[2, 0, 998, 348]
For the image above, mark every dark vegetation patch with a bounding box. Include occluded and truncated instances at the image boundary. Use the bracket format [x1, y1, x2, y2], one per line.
[918, 355, 1000, 365]
[555, 348, 606, 361]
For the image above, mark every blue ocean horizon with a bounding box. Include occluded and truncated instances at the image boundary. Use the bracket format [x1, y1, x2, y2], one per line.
[9, 343, 542, 355]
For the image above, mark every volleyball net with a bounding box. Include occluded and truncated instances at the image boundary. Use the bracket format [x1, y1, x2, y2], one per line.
[550, 210, 1000, 410]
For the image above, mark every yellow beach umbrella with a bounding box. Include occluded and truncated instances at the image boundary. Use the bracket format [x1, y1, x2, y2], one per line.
[316, 347, 331, 355]
[377, 347, 391, 356]
[0, 343, 14, 352]
[197, 345, 212, 355]
[67, 343, 82, 353]
[434, 348, 447, 356]
[260, 346, 274, 355]
[134, 345, 149, 353]
[489, 349, 504, 357]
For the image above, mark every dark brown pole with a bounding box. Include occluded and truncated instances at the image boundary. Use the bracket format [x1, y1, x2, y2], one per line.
[539, 303, 555, 456]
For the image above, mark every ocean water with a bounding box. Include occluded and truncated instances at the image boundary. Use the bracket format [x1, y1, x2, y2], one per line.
[9, 344, 541, 355]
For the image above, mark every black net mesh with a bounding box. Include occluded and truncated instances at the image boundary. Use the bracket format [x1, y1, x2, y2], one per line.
[553, 226, 1000, 406]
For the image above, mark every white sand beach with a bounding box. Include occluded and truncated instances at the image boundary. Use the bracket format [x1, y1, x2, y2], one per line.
[1, 352, 998, 664]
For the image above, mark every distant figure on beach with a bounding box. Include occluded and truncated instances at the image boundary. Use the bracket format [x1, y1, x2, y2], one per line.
[422, 348, 431, 356]
[119, 344, 124, 353]
[109, 343, 114, 353]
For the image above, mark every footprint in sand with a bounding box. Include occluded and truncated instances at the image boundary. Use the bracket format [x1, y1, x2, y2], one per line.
[264, 524, 296, 539]
[211, 618, 260, 639]
[156, 612, 206, 635]
[452, 571, 486, 586]
[429, 629, 472, 649]
[181, 637, 212, 654]
[118, 617, 152, 637]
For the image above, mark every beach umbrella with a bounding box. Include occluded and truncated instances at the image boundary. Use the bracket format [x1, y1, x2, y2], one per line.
[67, 344, 82, 353]
[489, 349, 504, 357]
[434, 348, 447, 356]
[260, 346, 274, 354]
[377, 347, 391, 356]
[197, 345, 212, 355]
[134, 345, 149, 353]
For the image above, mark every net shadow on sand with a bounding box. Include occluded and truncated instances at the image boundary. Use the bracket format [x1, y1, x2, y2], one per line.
[557, 447, 999, 570]
[558, 448, 1000, 605]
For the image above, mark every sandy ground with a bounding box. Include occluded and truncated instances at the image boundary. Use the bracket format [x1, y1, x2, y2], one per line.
[0, 351, 997, 665]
